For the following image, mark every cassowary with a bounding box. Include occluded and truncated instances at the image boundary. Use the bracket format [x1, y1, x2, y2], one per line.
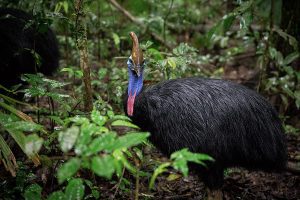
[124, 32, 287, 199]
[0, 8, 59, 89]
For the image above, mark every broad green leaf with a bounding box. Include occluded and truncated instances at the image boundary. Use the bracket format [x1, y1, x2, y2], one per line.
[172, 157, 189, 177]
[47, 191, 65, 200]
[111, 120, 139, 129]
[113, 149, 149, 177]
[171, 148, 214, 164]
[206, 21, 222, 42]
[58, 126, 80, 152]
[282, 85, 294, 97]
[283, 52, 299, 65]
[65, 178, 85, 200]
[74, 70, 83, 78]
[91, 155, 115, 179]
[91, 189, 100, 199]
[42, 78, 69, 89]
[276, 51, 284, 66]
[284, 125, 299, 135]
[57, 158, 81, 184]
[149, 162, 171, 189]
[274, 28, 298, 50]
[0, 135, 17, 176]
[91, 109, 107, 126]
[167, 57, 177, 69]
[75, 123, 98, 155]
[99, 126, 109, 134]
[113, 150, 136, 175]
[4, 121, 43, 132]
[87, 132, 116, 155]
[173, 43, 198, 55]
[144, 40, 153, 48]
[49, 116, 64, 126]
[112, 132, 149, 150]
[46, 92, 70, 102]
[240, 12, 252, 31]
[21, 74, 44, 85]
[61, 67, 74, 73]
[5, 128, 40, 166]
[280, 94, 288, 108]
[63, 1, 69, 13]
[171, 148, 214, 177]
[24, 134, 44, 156]
[223, 14, 235, 32]
[114, 159, 123, 177]
[283, 66, 295, 76]
[0, 93, 33, 108]
[81, 122, 100, 136]
[62, 67, 81, 78]
[24, 184, 42, 200]
[133, 147, 143, 161]
[67, 116, 89, 125]
[147, 48, 164, 60]
[98, 68, 108, 80]
[294, 91, 300, 109]
[23, 87, 46, 97]
[269, 47, 278, 59]
[0, 113, 18, 124]
[111, 115, 131, 121]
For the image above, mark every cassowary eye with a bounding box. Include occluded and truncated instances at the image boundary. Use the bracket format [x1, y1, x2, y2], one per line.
[141, 60, 146, 66]
[132, 70, 137, 76]
[129, 58, 134, 65]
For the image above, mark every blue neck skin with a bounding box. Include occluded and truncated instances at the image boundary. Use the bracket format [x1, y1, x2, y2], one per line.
[127, 59, 143, 97]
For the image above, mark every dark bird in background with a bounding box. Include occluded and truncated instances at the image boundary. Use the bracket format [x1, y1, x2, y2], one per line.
[0, 8, 59, 89]
[124, 32, 287, 199]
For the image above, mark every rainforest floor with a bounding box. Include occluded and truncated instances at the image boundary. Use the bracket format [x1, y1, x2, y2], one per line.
[102, 134, 300, 200]
[0, 126, 299, 200]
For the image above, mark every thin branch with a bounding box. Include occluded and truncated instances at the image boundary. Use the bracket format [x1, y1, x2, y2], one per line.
[111, 167, 126, 198]
[107, 0, 173, 50]
[134, 157, 140, 200]
[163, 0, 174, 42]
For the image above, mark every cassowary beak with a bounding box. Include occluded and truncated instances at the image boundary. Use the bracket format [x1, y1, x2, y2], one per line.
[133, 66, 142, 77]
[130, 32, 143, 76]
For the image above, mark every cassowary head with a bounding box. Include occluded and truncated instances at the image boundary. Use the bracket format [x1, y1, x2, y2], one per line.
[127, 32, 145, 116]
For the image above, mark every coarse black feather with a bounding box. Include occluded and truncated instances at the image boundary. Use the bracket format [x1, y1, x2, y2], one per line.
[124, 77, 287, 189]
[0, 8, 59, 88]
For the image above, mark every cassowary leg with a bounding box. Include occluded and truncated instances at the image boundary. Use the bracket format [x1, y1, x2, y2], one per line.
[200, 166, 224, 200]
[207, 188, 222, 200]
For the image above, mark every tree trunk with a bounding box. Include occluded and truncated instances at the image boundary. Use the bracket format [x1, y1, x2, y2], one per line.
[74, 0, 93, 112]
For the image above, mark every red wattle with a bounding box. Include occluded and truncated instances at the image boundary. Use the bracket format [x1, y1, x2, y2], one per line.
[127, 91, 137, 116]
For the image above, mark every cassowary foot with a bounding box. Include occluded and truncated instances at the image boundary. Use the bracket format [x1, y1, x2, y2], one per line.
[207, 188, 223, 200]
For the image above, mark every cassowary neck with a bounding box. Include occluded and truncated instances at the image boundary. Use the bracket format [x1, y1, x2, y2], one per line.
[127, 70, 143, 116]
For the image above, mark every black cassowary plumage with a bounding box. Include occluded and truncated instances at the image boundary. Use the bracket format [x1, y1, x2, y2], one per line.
[0, 8, 59, 88]
[125, 77, 287, 189]
[124, 32, 287, 191]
